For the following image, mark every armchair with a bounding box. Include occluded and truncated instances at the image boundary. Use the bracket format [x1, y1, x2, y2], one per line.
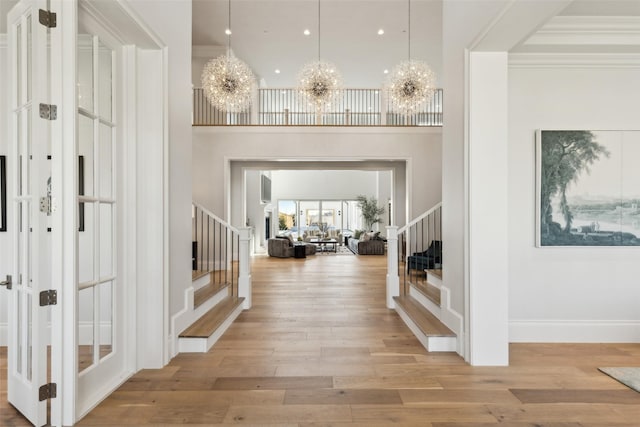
[407, 240, 442, 272]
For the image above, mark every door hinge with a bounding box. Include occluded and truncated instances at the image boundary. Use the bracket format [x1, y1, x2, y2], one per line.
[39, 103, 57, 120]
[39, 196, 56, 215]
[39, 290, 57, 306]
[38, 9, 57, 28]
[39, 383, 57, 401]
[0, 275, 11, 290]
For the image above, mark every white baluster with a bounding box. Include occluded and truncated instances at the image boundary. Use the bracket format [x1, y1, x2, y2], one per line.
[238, 227, 252, 309]
[386, 226, 400, 308]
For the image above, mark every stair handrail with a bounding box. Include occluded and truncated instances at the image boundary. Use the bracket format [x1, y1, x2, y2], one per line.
[192, 201, 239, 233]
[397, 202, 442, 235]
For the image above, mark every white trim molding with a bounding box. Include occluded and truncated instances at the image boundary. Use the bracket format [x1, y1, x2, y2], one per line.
[509, 53, 640, 68]
[510, 319, 640, 343]
[524, 16, 640, 47]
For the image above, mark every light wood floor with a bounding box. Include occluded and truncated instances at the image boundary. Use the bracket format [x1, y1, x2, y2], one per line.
[3, 253, 640, 426]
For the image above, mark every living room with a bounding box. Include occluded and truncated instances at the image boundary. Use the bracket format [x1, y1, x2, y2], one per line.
[244, 168, 394, 255]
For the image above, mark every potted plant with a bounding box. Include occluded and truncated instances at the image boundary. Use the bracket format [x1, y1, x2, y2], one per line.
[356, 195, 386, 231]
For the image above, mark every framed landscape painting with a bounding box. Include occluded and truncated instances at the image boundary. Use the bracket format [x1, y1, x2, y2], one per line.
[536, 130, 640, 247]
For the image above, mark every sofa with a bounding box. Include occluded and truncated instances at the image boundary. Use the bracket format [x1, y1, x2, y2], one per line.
[268, 236, 316, 258]
[407, 240, 442, 271]
[303, 228, 342, 243]
[347, 231, 385, 255]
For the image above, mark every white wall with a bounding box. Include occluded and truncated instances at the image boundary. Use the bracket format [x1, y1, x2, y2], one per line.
[271, 170, 378, 201]
[193, 128, 441, 231]
[508, 62, 640, 342]
[192, 45, 226, 87]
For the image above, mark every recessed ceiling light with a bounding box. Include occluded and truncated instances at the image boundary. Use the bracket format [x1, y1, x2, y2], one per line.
[275, 69, 281, 74]
[383, 69, 389, 74]
[225, 28, 232, 35]
[303, 29, 310, 36]
[378, 29, 384, 35]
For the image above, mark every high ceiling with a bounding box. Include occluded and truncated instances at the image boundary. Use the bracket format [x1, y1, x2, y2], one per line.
[192, 0, 443, 88]
[193, 0, 640, 88]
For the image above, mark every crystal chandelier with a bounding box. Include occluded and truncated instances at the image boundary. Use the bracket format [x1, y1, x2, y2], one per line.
[297, 0, 343, 111]
[386, 0, 436, 115]
[201, 0, 256, 113]
[298, 60, 342, 111]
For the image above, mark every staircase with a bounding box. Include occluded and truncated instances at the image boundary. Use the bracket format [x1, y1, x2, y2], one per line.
[387, 204, 460, 353]
[178, 270, 245, 352]
[172, 204, 251, 354]
[394, 269, 456, 352]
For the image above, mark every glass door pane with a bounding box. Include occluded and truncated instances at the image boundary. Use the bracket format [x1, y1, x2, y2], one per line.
[277, 200, 297, 238]
[321, 201, 342, 241]
[299, 201, 320, 240]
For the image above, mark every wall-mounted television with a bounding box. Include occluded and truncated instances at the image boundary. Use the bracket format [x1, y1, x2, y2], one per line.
[261, 174, 271, 203]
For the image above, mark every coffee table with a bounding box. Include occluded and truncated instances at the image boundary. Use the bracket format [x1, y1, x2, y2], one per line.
[310, 238, 338, 253]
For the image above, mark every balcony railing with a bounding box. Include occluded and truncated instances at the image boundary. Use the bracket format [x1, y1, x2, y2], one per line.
[192, 87, 443, 127]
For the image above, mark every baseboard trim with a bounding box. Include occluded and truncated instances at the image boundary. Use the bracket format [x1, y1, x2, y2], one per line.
[510, 319, 640, 342]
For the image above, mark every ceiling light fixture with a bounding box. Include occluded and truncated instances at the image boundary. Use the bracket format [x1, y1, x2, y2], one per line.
[275, 69, 281, 74]
[297, 0, 343, 112]
[378, 29, 384, 35]
[201, 0, 256, 113]
[383, 69, 389, 74]
[386, 0, 435, 115]
[304, 29, 310, 36]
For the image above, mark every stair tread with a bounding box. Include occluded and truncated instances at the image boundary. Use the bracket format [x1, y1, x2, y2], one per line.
[180, 296, 245, 338]
[426, 269, 443, 280]
[409, 280, 441, 306]
[194, 281, 231, 308]
[393, 295, 454, 337]
[192, 270, 211, 281]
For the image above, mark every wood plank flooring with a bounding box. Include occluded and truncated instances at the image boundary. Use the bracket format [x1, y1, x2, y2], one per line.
[2, 254, 640, 426]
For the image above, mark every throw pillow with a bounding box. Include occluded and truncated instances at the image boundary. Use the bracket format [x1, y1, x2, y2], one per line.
[361, 232, 370, 242]
[354, 230, 363, 239]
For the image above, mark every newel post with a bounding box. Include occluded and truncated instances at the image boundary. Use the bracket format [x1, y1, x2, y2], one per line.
[386, 226, 400, 309]
[238, 227, 252, 309]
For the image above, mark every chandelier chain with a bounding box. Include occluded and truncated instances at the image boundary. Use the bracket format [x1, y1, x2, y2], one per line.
[408, 0, 411, 60]
[227, 0, 231, 54]
[317, 0, 321, 62]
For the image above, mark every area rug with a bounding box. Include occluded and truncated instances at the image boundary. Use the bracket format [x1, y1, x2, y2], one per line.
[599, 367, 640, 393]
[315, 244, 354, 255]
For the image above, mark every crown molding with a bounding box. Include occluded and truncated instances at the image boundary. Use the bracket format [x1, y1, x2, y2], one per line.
[525, 16, 640, 46]
[509, 52, 640, 68]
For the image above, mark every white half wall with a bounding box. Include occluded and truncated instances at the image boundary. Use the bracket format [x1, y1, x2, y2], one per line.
[508, 59, 640, 342]
[193, 127, 442, 229]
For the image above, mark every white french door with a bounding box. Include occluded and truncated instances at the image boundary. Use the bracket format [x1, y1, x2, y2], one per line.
[75, 28, 127, 419]
[6, 0, 53, 425]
